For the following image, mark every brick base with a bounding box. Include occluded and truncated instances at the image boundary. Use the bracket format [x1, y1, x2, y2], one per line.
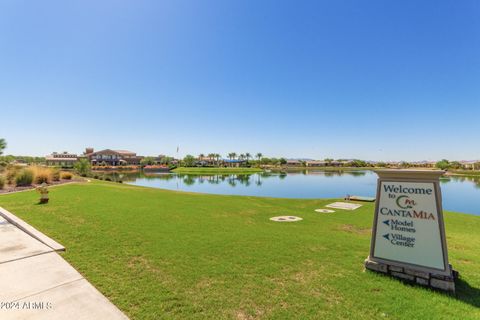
[364, 258, 457, 293]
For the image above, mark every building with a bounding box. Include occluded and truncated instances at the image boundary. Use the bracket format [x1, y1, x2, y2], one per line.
[45, 152, 79, 168]
[84, 148, 144, 166]
[305, 160, 327, 167]
[460, 160, 479, 170]
[409, 161, 436, 168]
[305, 160, 346, 167]
[286, 159, 303, 166]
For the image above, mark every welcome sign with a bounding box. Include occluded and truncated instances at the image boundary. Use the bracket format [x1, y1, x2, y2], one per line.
[366, 170, 455, 290]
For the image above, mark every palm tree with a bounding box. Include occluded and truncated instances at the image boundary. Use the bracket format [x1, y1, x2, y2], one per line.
[198, 153, 205, 160]
[228, 152, 237, 160]
[239, 154, 245, 161]
[208, 153, 215, 162]
[245, 152, 251, 163]
[0, 138, 6, 155]
[256, 153, 263, 161]
[215, 153, 221, 166]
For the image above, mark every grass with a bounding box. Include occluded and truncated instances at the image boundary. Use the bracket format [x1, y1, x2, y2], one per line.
[1, 181, 480, 319]
[271, 167, 375, 172]
[172, 167, 263, 174]
[447, 170, 480, 177]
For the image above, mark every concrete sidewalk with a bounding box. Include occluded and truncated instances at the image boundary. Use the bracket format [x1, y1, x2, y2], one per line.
[0, 207, 129, 319]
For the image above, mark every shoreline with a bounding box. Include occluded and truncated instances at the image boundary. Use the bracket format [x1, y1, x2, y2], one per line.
[171, 167, 263, 174]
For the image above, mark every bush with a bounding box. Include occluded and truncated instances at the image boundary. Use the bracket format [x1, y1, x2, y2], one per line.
[15, 169, 34, 186]
[0, 176, 5, 189]
[31, 166, 52, 184]
[74, 159, 91, 177]
[6, 166, 19, 185]
[0, 161, 7, 172]
[61, 172, 73, 180]
[52, 169, 61, 181]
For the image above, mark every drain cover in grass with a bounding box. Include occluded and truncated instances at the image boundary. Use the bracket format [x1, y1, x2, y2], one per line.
[315, 209, 335, 213]
[326, 202, 362, 210]
[270, 216, 303, 222]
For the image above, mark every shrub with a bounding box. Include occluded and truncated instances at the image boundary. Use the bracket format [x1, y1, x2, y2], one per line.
[6, 166, 19, 185]
[74, 159, 91, 177]
[0, 176, 5, 189]
[15, 169, 34, 186]
[61, 172, 73, 180]
[52, 169, 61, 181]
[0, 161, 7, 172]
[31, 166, 52, 184]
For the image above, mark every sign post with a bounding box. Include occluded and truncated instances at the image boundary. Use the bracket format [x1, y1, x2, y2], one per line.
[365, 170, 457, 292]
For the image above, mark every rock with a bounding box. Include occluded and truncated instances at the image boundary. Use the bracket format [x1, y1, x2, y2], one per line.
[391, 271, 414, 282]
[404, 268, 429, 279]
[389, 265, 404, 273]
[416, 277, 429, 286]
[430, 278, 455, 292]
[365, 259, 388, 273]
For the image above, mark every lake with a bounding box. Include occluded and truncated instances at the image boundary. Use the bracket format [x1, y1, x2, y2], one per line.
[99, 170, 480, 215]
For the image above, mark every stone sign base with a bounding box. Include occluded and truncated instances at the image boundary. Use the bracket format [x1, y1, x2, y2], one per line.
[364, 258, 458, 293]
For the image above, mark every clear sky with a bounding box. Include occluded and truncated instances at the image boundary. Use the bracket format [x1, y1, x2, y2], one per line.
[0, 0, 479, 161]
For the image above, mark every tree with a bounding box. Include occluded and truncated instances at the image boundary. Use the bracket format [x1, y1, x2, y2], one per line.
[474, 162, 480, 170]
[351, 159, 367, 167]
[207, 153, 215, 162]
[239, 154, 245, 161]
[260, 157, 271, 165]
[198, 153, 205, 160]
[256, 153, 263, 161]
[399, 161, 411, 168]
[158, 156, 174, 165]
[435, 159, 450, 170]
[449, 161, 462, 170]
[140, 157, 155, 166]
[245, 153, 251, 163]
[74, 158, 91, 177]
[228, 153, 237, 160]
[183, 155, 196, 167]
[279, 158, 287, 165]
[0, 139, 6, 156]
[215, 153, 221, 165]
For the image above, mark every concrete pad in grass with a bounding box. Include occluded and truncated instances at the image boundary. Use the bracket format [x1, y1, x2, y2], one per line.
[325, 202, 362, 210]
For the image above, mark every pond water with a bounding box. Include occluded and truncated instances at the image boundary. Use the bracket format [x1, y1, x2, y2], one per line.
[99, 170, 480, 215]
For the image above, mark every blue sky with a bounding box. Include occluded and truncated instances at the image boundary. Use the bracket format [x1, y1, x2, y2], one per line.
[0, 0, 479, 161]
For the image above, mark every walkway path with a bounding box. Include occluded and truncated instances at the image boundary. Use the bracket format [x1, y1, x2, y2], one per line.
[0, 207, 129, 319]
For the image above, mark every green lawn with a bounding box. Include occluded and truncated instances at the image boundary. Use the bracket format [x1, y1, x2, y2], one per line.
[1, 181, 479, 319]
[172, 167, 263, 174]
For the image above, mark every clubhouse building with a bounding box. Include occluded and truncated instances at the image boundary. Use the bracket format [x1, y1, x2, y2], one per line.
[84, 148, 144, 166]
[46, 148, 145, 167]
[45, 152, 79, 168]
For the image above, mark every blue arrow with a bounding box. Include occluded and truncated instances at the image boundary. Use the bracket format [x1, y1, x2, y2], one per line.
[383, 234, 390, 241]
[383, 220, 390, 226]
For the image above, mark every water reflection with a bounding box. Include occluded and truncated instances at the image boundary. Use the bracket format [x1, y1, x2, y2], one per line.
[443, 175, 480, 189]
[95, 169, 480, 215]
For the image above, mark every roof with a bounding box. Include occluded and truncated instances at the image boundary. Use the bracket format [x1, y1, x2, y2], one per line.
[45, 156, 78, 161]
[114, 150, 136, 155]
[89, 149, 121, 156]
